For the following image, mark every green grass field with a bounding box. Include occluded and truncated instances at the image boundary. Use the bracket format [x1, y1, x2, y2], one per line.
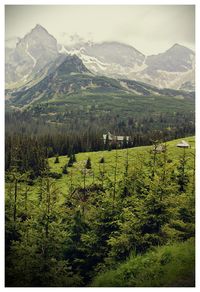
[47, 136, 195, 197]
[91, 237, 195, 287]
[5, 136, 195, 211]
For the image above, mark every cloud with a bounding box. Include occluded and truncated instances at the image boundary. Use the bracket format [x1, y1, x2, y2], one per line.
[5, 5, 195, 55]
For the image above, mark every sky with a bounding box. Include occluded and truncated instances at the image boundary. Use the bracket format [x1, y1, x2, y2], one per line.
[5, 5, 195, 55]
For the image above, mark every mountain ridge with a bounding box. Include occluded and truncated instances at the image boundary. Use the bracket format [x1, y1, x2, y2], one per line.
[5, 24, 195, 91]
[64, 41, 194, 90]
[7, 52, 194, 110]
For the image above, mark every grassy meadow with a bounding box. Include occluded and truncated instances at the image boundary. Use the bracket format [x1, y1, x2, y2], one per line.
[47, 136, 195, 197]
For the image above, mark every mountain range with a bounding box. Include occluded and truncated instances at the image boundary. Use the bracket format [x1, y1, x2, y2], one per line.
[5, 24, 195, 92]
[9, 52, 194, 108]
[5, 24, 195, 152]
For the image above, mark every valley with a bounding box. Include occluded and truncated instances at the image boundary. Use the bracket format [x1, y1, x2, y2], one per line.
[5, 20, 195, 288]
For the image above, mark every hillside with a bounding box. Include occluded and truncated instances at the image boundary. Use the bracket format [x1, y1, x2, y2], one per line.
[91, 238, 195, 287]
[5, 9, 196, 289]
[5, 51, 195, 148]
[6, 55, 124, 108]
[5, 25, 195, 150]
[47, 136, 195, 196]
[5, 24, 59, 89]
[5, 136, 195, 287]
[6, 52, 194, 109]
[66, 42, 195, 91]
[6, 136, 195, 199]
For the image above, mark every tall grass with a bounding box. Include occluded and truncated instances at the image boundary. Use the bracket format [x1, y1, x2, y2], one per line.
[91, 237, 195, 287]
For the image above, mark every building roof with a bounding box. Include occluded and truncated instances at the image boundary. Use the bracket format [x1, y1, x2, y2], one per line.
[176, 140, 190, 147]
[152, 144, 166, 153]
[103, 132, 130, 141]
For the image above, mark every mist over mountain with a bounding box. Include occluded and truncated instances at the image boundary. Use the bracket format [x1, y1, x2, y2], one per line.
[5, 24, 195, 91]
[146, 43, 194, 72]
[5, 24, 59, 87]
[63, 41, 195, 91]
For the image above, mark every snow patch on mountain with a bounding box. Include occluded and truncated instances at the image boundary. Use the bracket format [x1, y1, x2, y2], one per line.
[5, 24, 195, 91]
[63, 42, 194, 90]
[25, 42, 37, 67]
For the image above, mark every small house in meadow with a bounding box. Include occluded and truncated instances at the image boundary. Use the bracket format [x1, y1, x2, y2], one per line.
[176, 140, 190, 148]
[152, 144, 166, 153]
[103, 132, 130, 144]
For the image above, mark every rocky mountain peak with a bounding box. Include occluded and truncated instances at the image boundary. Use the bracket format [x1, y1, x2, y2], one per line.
[5, 24, 59, 88]
[145, 43, 194, 74]
[56, 54, 91, 75]
[33, 23, 46, 31]
[167, 43, 194, 55]
[28, 24, 56, 40]
[5, 24, 195, 91]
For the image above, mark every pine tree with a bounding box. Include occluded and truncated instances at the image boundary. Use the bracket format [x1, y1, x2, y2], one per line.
[113, 150, 118, 206]
[99, 157, 105, 188]
[6, 178, 83, 287]
[85, 157, 92, 169]
[68, 155, 74, 167]
[72, 153, 77, 163]
[122, 137, 127, 149]
[99, 157, 105, 163]
[105, 134, 109, 150]
[62, 164, 68, 174]
[54, 155, 59, 164]
[121, 149, 129, 198]
[177, 148, 189, 193]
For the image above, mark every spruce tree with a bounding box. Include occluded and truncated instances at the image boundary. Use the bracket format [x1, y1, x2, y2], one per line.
[54, 155, 59, 164]
[177, 148, 189, 193]
[68, 155, 74, 167]
[85, 157, 92, 169]
[105, 134, 109, 150]
[99, 157, 105, 163]
[62, 164, 68, 174]
[122, 137, 127, 149]
[72, 153, 77, 163]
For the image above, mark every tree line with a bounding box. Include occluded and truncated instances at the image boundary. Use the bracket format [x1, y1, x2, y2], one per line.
[5, 106, 195, 178]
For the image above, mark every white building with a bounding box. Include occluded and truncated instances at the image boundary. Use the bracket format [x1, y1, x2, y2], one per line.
[103, 132, 130, 144]
[176, 140, 190, 148]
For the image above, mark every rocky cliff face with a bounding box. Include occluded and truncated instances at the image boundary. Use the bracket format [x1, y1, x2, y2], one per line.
[64, 42, 195, 90]
[5, 24, 59, 88]
[5, 25, 195, 91]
